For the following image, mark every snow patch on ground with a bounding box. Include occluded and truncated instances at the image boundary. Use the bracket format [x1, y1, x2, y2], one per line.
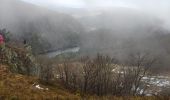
[33, 84, 49, 90]
[142, 76, 170, 87]
[142, 75, 170, 96]
[35, 85, 44, 90]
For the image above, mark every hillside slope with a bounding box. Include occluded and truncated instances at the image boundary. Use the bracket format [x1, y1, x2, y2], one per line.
[0, 65, 167, 100]
[0, 44, 167, 100]
[0, 65, 80, 100]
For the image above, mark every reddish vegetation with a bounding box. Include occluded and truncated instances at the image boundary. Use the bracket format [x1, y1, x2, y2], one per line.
[0, 34, 4, 44]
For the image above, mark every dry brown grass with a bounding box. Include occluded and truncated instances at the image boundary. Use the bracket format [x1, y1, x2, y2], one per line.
[82, 96, 170, 100]
[0, 65, 170, 100]
[0, 64, 80, 100]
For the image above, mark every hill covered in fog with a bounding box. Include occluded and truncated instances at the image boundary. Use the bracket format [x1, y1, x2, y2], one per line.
[71, 8, 170, 71]
[1, 0, 170, 71]
[75, 8, 163, 35]
[0, 0, 83, 50]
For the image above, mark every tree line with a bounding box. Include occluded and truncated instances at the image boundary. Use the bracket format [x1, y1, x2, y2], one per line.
[39, 53, 156, 96]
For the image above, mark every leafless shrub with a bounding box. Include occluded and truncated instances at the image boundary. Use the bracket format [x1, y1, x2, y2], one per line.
[54, 53, 156, 96]
[37, 57, 54, 84]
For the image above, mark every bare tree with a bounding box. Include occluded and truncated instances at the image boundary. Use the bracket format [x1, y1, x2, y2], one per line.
[54, 52, 156, 96]
[118, 52, 157, 96]
[81, 56, 93, 93]
[38, 57, 54, 84]
[80, 54, 117, 95]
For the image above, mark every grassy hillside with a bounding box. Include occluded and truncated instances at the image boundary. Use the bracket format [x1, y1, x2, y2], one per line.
[0, 64, 80, 100]
[0, 44, 169, 100]
[0, 66, 167, 100]
[0, 44, 79, 99]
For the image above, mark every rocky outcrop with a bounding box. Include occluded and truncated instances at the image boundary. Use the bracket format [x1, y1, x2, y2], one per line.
[0, 44, 39, 76]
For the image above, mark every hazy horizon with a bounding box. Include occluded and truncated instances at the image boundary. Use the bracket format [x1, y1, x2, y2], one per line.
[22, 0, 170, 30]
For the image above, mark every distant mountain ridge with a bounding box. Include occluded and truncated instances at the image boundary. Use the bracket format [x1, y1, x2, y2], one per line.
[0, 0, 83, 49]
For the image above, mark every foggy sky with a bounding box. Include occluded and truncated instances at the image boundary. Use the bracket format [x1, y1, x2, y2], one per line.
[22, 0, 170, 10]
[21, 0, 170, 18]
[22, 0, 170, 29]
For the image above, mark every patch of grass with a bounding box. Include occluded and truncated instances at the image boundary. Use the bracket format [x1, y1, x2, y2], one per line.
[82, 96, 169, 100]
[0, 65, 169, 100]
[0, 65, 80, 100]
